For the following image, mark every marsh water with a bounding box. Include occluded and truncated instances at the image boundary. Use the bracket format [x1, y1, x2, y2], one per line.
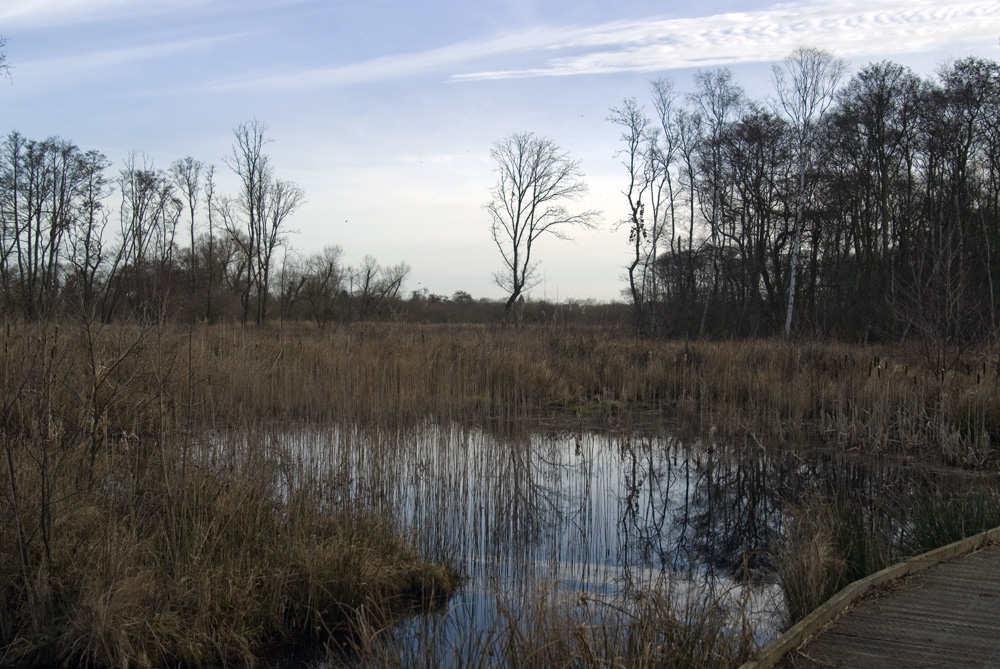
[272, 420, 962, 665]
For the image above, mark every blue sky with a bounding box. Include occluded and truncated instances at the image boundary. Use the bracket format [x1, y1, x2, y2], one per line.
[2, 0, 998, 301]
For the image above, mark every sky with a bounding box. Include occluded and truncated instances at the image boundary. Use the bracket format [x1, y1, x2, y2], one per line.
[1, 0, 998, 302]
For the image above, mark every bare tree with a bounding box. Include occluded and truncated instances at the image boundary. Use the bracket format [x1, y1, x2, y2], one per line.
[257, 178, 304, 323]
[301, 244, 344, 327]
[690, 67, 745, 336]
[224, 120, 304, 324]
[102, 153, 180, 319]
[169, 156, 203, 295]
[486, 131, 599, 318]
[0, 35, 10, 81]
[349, 255, 410, 320]
[203, 164, 217, 321]
[773, 46, 847, 336]
[0, 133, 108, 318]
[224, 120, 269, 324]
[647, 77, 682, 333]
[609, 97, 654, 334]
[673, 108, 704, 307]
[67, 149, 112, 317]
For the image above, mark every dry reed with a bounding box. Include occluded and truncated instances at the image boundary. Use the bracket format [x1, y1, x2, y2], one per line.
[1, 318, 997, 666]
[188, 323, 999, 466]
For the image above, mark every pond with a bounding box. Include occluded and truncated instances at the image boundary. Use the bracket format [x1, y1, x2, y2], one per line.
[265, 419, 981, 667]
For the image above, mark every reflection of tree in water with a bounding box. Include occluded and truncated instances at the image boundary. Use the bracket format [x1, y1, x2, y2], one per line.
[686, 444, 785, 580]
[617, 435, 680, 580]
[613, 437, 928, 584]
[615, 436, 785, 584]
[482, 431, 573, 572]
[489, 434, 542, 556]
[339, 422, 964, 603]
[682, 445, 949, 581]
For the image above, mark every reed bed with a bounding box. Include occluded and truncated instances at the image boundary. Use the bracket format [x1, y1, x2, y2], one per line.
[0, 320, 459, 667]
[5, 320, 997, 455]
[352, 579, 756, 668]
[189, 322, 997, 465]
[1, 318, 997, 666]
[775, 478, 1000, 627]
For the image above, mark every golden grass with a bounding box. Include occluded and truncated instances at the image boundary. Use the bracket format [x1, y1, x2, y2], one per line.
[1, 318, 997, 666]
[182, 322, 999, 465]
[0, 320, 461, 667]
[6, 320, 995, 459]
[355, 579, 755, 669]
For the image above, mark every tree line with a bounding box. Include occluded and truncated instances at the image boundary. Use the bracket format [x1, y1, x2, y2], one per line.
[5, 48, 1000, 342]
[0, 120, 410, 325]
[603, 50, 1000, 343]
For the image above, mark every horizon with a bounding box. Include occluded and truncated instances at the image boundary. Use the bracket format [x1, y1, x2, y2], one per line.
[2, 0, 998, 302]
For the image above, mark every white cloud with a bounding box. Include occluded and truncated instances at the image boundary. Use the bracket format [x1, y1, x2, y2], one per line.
[450, 0, 999, 80]
[210, 28, 559, 91]
[0, 0, 210, 27]
[16, 34, 243, 80]
[211, 0, 998, 92]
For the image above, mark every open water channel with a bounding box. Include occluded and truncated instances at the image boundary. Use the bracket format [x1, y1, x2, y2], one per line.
[269, 420, 954, 666]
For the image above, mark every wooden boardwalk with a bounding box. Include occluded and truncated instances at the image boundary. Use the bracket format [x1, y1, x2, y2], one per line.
[778, 543, 1000, 668]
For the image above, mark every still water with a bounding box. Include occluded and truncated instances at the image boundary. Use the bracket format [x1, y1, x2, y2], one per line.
[274, 421, 808, 664]
[260, 418, 969, 666]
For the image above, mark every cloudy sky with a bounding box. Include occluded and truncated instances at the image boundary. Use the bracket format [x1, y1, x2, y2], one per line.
[2, 0, 997, 301]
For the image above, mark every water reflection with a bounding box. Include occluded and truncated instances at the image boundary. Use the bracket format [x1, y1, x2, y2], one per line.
[279, 422, 793, 663]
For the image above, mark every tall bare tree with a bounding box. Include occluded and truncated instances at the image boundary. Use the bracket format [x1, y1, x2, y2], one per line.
[170, 156, 203, 296]
[648, 77, 682, 332]
[224, 120, 304, 324]
[486, 131, 599, 318]
[672, 107, 703, 311]
[773, 46, 847, 336]
[690, 67, 745, 336]
[114, 154, 180, 319]
[203, 164, 217, 322]
[0, 34, 9, 81]
[609, 97, 653, 334]
[224, 120, 269, 324]
[67, 149, 112, 317]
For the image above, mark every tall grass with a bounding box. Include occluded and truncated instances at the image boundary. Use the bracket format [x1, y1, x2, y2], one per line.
[190, 323, 999, 465]
[775, 478, 1000, 628]
[0, 320, 458, 667]
[1, 318, 998, 665]
[352, 578, 756, 668]
[5, 321, 998, 451]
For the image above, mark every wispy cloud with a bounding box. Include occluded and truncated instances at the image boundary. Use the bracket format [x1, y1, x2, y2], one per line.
[0, 0, 209, 28]
[1, 0, 128, 24]
[453, 0, 999, 81]
[211, 29, 556, 91]
[17, 34, 243, 80]
[209, 0, 997, 92]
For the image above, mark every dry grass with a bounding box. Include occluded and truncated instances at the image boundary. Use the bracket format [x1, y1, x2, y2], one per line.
[185, 323, 1000, 465]
[0, 319, 459, 667]
[774, 480, 1000, 629]
[354, 578, 756, 669]
[1, 318, 997, 666]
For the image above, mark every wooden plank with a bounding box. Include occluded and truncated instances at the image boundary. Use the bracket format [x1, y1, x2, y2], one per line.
[777, 541, 1000, 668]
[791, 637, 994, 668]
[742, 526, 1000, 669]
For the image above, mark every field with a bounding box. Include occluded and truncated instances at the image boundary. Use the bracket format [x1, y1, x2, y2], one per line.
[1, 320, 998, 667]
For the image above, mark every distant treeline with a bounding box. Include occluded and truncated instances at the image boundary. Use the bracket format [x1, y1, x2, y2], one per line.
[2, 56, 999, 342]
[614, 55, 1000, 343]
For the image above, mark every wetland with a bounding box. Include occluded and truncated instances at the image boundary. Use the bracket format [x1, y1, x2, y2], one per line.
[1, 322, 998, 667]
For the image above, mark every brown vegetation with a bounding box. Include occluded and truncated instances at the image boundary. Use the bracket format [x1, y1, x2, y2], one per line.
[1, 319, 998, 666]
[188, 322, 998, 467]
